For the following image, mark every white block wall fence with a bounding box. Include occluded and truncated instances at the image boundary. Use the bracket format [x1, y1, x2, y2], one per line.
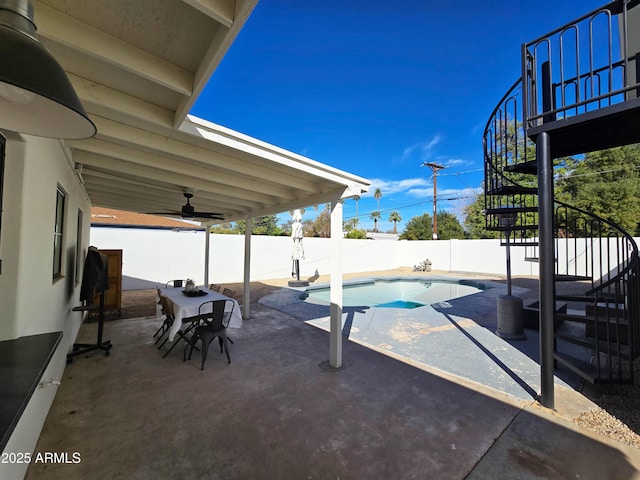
[90, 226, 543, 289]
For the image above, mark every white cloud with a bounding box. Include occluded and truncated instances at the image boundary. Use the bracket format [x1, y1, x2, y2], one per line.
[407, 186, 482, 199]
[364, 177, 430, 196]
[443, 158, 467, 167]
[400, 135, 442, 162]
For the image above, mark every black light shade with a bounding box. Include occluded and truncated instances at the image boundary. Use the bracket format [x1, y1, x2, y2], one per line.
[0, 0, 96, 139]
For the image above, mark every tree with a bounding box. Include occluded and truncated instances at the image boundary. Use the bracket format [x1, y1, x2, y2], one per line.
[556, 144, 640, 236]
[435, 212, 465, 240]
[209, 222, 235, 234]
[374, 188, 382, 212]
[463, 191, 500, 239]
[307, 206, 331, 237]
[400, 212, 465, 240]
[400, 213, 432, 240]
[353, 195, 360, 226]
[388, 211, 402, 234]
[344, 217, 359, 232]
[370, 211, 381, 232]
[345, 228, 367, 239]
[234, 215, 283, 235]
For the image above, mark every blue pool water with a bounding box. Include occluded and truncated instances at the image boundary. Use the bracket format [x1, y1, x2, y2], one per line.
[302, 278, 485, 309]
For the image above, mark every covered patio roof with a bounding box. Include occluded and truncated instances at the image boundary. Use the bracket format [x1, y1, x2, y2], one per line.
[34, 0, 370, 221]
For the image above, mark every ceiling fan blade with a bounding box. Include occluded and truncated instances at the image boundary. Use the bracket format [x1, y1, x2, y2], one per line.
[192, 212, 225, 220]
[192, 211, 224, 216]
[146, 192, 224, 221]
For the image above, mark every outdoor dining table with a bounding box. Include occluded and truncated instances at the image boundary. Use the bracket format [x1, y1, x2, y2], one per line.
[159, 286, 242, 342]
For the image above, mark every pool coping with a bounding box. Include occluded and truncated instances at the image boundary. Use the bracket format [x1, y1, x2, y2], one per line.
[302, 275, 497, 291]
[300, 275, 496, 309]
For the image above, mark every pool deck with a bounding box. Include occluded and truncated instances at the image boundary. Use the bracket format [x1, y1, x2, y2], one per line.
[259, 274, 588, 401]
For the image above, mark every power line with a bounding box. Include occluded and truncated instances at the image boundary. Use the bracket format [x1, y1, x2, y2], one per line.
[344, 192, 480, 221]
[438, 167, 484, 177]
[557, 165, 640, 179]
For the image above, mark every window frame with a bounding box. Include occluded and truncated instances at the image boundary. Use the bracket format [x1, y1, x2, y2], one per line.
[75, 208, 83, 285]
[53, 185, 66, 279]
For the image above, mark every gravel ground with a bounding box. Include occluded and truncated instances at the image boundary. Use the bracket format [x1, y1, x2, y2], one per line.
[575, 362, 640, 448]
[120, 269, 640, 449]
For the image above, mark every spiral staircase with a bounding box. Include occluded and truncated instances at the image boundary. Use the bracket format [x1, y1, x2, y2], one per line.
[483, 0, 640, 384]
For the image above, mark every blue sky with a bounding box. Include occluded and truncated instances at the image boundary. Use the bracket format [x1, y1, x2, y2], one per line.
[191, 0, 605, 233]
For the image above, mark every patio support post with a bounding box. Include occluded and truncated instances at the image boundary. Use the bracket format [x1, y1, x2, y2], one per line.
[242, 217, 252, 319]
[329, 199, 343, 368]
[204, 221, 211, 286]
[537, 131, 555, 409]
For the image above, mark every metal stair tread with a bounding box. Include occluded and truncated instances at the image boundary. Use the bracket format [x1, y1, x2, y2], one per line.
[554, 294, 596, 303]
[554, 274, 592, 282]
[555, 332, 631, 358]
[554, 311, 629, 325]
[487, 225, 538, 232]
[486, 185, 538, 195]
[553, 351, 631, 384]
[504, 160, 537, 175]
[485, 206, 538, 214]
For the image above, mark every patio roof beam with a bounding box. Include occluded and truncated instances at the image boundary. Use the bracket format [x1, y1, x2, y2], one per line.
[72, 142, 303, 200]
[73, 117, 326, 194]
[81, 170, 260, 213]
[181, 118, 371, 188]
[86, 185, 250, 218]
[182, 0, 235, 27]
[85, 186, 247, 219]
[173, 0, 259, 126]
[68, 75, 176, 131]
[34, 2, 194, 95]
[75, 151, 285, 206]
[243, 186, 363, 220]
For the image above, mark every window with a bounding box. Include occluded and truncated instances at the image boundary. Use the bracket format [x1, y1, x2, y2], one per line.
[53, 186, 66, 279]
[75, 209, 83, 285]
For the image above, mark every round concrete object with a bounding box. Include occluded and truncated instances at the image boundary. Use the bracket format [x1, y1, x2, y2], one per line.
[496, 295, 526, 341]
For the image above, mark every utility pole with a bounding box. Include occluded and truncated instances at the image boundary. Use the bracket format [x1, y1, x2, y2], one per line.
[423, 162, 446, 239]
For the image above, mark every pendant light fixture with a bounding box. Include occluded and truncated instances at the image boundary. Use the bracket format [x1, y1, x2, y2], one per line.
[0, 0, 96, 139]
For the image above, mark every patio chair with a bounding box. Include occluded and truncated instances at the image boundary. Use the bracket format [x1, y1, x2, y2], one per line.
[161, 311, 202, 358]
[166, 279, 186, 288]
[221, 287, 239, 344]
[184, 299, 234, 370]
[153, 291, 175, 345]
[209, 283, 221, 292]
[222, 287, 236, 299]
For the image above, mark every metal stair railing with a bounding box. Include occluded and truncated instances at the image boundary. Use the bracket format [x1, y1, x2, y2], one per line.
[484, 82, 640, 381]
[483, 0, 640, 383]
[523, 0, 640, 132]
[485, 135, 640, 382]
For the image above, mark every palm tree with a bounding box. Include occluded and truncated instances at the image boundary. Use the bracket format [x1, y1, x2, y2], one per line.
[373, 188, 382, 212]
[353, 195, 360, 225]
[388, 211, 402, 234]
[370, 211, 381, 233]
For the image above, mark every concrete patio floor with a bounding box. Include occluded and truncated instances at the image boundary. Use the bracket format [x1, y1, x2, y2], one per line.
[26, 279, 640, 479]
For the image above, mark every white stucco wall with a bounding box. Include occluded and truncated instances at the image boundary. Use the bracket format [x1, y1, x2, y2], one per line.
[0, 132, 92, 480]
[90, 227, 542, 288]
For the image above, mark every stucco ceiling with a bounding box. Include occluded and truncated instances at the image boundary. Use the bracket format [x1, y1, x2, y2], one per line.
[33, 0, 370, 223]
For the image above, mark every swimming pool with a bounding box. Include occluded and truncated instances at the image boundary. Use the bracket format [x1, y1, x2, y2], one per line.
[301, 278, 486, 309]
